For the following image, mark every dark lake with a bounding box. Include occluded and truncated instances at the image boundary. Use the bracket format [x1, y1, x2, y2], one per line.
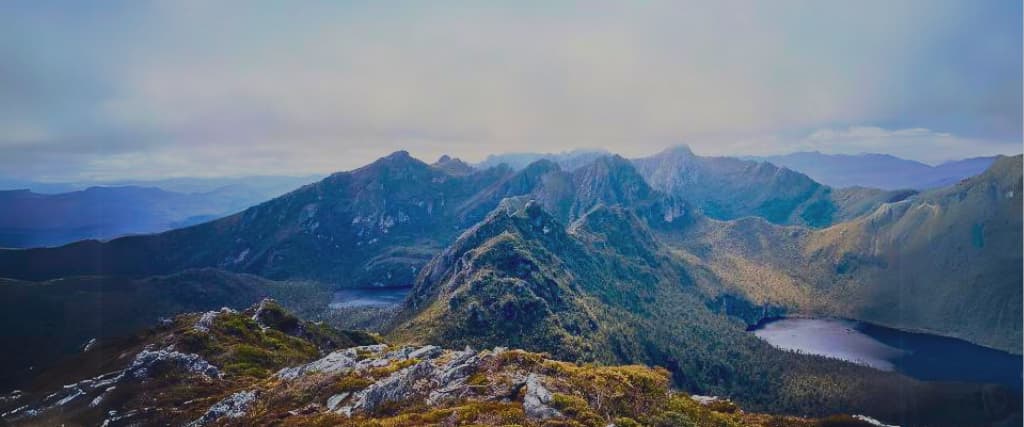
[751, 317, 1022, 389]
[330, 287, 411, 309]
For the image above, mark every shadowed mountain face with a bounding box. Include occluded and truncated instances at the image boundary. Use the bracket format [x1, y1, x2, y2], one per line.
[0, 153, 683, 286]
[0, 152, 1017, 353]
[0, 152, 514, 285]
[0, 269, 334, 390]
[751, 152, 999, 190]
[632, 146, 915, 228]
[0, 150, 1020, 425]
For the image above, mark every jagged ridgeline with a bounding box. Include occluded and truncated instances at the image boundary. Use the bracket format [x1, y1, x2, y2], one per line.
[1, 302, 899, 427]
[0, 152, 681, 287]
[389, 196, 1020, 426]
[0, 150, 1020, 426]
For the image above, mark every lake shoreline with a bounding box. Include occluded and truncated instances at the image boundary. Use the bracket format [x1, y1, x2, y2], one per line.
[750, 316, 1023, 389]
[747, 313, 1022, 356]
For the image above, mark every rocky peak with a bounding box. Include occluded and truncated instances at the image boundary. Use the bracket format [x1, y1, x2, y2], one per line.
[432, 154, 475, 176]
[653, 144, 696, 161]
[352, 150, 431, 178]
[565, 155, 656, 220]
[384, 150, 413, 161]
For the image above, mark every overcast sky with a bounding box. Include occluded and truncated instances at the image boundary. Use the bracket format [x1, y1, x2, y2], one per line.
[2, 1, 1021, 181]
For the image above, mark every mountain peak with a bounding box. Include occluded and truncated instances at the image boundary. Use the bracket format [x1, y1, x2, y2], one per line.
[658, 144, 695, 157]
[352, 150, 431, 175]
[371, 150, 424, 167]
[432, 154, 475, 176]
[571, 155, 653, 213]
[385, 150, 412, 160]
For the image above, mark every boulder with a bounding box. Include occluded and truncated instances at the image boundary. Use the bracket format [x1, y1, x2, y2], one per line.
[523, 373, 562, 420]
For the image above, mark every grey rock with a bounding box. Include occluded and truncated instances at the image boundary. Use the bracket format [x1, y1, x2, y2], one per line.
[690, 395, 721, 406]
[326, 392, 350, 411]
[524, 374, 562, 420]
[407, 345, 442, 360]
[251, 298, 276, 329]
[276, 344, 390, 380]
[188, 390, 257, 426]
[347, 361, 435, 414]
[125, 348, 221, 380]
[193, 307, 236, 333]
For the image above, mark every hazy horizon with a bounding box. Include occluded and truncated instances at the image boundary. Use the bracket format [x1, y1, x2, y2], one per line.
[2, 1, 1021, 181]
[6, 144, 1021, 185]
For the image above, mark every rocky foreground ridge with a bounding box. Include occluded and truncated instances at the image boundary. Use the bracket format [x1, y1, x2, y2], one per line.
[0, 300, 884, 427]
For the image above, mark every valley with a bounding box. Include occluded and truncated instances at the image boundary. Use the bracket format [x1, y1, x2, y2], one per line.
[0, 149, 1020, 426]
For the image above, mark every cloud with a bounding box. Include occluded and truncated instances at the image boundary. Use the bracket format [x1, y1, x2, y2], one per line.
[0, 1, 1019, 180]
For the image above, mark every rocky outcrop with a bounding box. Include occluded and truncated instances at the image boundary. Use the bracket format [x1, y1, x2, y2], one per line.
[2, 301, 929, 427]
[193, 307, 237, 333]
[275, 344, 389, 380]
[523, 373, 562, 420]
[126, 347, 221, 380]
[2, 346, 220, 423]
[189, 390, 257, 426]
[343, 361, 436, 415]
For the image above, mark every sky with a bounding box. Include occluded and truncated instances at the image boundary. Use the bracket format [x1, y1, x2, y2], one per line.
[1, 1, 1021, 181]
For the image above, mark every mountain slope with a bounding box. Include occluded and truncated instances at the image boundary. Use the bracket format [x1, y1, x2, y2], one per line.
[633, 146, 913, 227]
[0, 152, 515, 285]
[810, 154, 1023, 352]
[1, 303, 897, 427]
[752, 152, 998, 190]
[389, 199, 1019, 425]
[0, 269, 344, 391]
[666, 155, 1023, 353]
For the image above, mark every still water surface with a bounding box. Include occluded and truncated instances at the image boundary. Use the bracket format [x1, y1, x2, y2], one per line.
[330, 287, 411, 309]
[752, 317, 1021, 389]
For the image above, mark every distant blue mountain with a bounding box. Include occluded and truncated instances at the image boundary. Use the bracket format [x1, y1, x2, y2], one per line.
[0, 175, 320, 195]
[0, 175, 319, 248]
[748, 152, 1001, 190]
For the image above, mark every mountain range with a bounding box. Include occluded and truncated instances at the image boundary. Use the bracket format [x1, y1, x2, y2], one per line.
[0, 148, 1019, 426]
[0, 175, 320, 248]
[749, 152, 1000, 190]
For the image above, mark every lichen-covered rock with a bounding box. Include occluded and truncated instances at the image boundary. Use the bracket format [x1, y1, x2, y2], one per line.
[193, 307, 237, 333]
[188, 390, 257, 426]
[125, 348, 221, 380]
[275, 344, 391, 380]
[345, 361, 436, 415]
[1, 347, 220, 424]
[326, 393, 350, 411]
[523, 373, 562, 420]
